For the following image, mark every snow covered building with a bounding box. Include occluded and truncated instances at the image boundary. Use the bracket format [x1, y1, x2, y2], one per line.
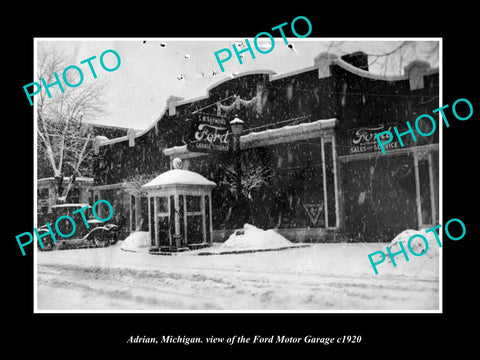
[37, 176, 94, 214]
[92, 51, 439, 243]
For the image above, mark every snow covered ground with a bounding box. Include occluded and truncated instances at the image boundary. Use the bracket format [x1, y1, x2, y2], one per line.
[36, 237, 440, 312]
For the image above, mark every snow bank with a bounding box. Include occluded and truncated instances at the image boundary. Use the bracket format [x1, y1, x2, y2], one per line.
[388, 229, 440, 259]
[367, 228, 441, 276]
[120, 232, 151, 252]
[220, 224, 294, 251]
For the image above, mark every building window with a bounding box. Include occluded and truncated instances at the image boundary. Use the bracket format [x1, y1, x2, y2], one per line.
[130, 195, 136, 231]
[418, 158, 432, 225]
[186, 195, 201, 213]
[38, 188, 49, 198]
[342, 155, 417, 241]
[139, 197, 149, 231]
[155, 196, 170, 247]
[187, 137, 338, 231]
[37, 188, 50, 214]
[205, 195, 211, 243]
[157, 197, 169, 213]
[67, 187, 80, 203]
[323, 140, 337, 228]
[186, 195, 203, 244]
[262, 140, 326, 229]
[150, 197, 155, 246]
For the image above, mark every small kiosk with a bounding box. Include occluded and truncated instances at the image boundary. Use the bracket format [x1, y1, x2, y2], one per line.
[142, 159, 216, 253]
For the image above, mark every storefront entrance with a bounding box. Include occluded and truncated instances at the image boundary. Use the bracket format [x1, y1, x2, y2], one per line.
[339, 145, 439, 242]
[164, 119, 340, 242]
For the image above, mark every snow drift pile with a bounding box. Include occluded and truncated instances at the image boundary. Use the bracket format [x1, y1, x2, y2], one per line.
[388, 229, 440, 259]
[120, 231, 150, 252]
[220, 223, 295, 251]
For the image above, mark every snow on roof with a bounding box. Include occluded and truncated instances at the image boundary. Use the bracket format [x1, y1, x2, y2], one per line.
[240, 118, 337, 148]
[51, 203, 91, 208]
[142, 169, 216, 188]
[37, 177, 94, 183]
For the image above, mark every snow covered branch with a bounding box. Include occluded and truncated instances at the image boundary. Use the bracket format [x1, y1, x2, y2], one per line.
[36, 46, 107, 203]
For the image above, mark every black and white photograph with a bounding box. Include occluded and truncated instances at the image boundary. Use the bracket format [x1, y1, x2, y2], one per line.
[7, 7, 478, 355]
[32, 38, 442, 312]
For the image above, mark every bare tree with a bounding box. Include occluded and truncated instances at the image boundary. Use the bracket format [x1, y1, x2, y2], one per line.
[220, 162, 272, 201]
[36, 46, 107, 203]
[122, 173, 157, 197]
[326, 41, 439, 75]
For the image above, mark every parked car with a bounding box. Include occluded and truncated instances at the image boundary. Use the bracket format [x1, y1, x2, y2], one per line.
[37, 203, 119, 251]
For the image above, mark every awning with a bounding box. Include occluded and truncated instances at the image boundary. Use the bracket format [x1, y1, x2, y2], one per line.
[163, 118, 337, 158]
[240, 118, 337, 149]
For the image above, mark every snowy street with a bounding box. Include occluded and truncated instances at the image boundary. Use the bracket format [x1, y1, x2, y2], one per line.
[36, 241, 439, 311]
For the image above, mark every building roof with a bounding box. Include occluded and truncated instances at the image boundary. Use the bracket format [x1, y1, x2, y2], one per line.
[37, 177, 94, 184]
[142, 169, 216, 188]
[97, 52, 439, 150]
[51, 203, 90, 208]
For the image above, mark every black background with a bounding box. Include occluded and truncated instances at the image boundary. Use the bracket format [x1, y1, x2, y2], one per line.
[6, 3, 477, 356]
